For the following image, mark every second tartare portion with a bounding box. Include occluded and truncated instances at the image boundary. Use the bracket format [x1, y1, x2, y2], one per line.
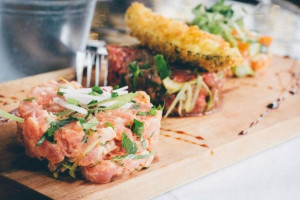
[107, 45, 225, 117]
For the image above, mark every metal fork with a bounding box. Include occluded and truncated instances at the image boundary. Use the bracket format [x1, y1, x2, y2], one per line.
[76, 40, 108, 87]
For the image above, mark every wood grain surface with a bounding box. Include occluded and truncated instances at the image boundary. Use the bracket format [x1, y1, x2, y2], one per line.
[0, 56, 299, 200]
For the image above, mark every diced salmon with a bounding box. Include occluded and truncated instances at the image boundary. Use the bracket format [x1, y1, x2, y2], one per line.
[17, 81, 161, 183]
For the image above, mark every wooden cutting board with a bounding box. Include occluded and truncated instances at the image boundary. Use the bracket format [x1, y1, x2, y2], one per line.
[0, 55, 299, 200]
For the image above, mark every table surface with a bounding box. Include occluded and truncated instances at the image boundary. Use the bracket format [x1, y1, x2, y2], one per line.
[1, 1, 300, 200]
[153, 137, 300, 200]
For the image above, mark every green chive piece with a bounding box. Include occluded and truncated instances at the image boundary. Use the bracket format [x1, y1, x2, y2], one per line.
[92, 86, 103, 94]
[23, 97, 35, 102]
[0, 109, 24, 123]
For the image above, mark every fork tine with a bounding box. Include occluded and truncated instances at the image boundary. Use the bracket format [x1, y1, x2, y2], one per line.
[76, 51, 85, 85]
[101, 55, 108, 86]
[86, 51, 94, 87]
[95, 54, 100, 86]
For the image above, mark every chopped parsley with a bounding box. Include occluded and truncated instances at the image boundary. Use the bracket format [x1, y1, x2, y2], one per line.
[23, 97, 35, 101]
[137, 106, 157, 116]
[88, 100, 98, 105]
[131, 119, 144, 138]
[129, 61, 141, 91]
[92, 86, 103, 94]
[121, 132, 137, 154]
[154, 54, 170, 80]
[36, 117, 74, 146]
[88, 91, 101, 96]
[111, 92, 119, 97]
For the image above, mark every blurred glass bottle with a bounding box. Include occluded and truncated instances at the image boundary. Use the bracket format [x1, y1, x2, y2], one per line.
[253, 0, 300, 59]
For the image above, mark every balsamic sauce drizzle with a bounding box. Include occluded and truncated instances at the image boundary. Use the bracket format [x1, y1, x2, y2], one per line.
[160, 130, 209, 148]
[238, 62, 300, 136]
[160, 128, 204, 140]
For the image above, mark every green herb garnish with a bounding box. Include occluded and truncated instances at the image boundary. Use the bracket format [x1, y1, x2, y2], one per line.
[66, 97, 79, 105]
[23, 97, 35, 102]
[88, 91, 101, 96]
[88, 100, 98, 105]
[89, 93, 137, 111]
[82, 117, 98, 130]
[131, 119, 144, 138]
[111, 92, 119, 97]
[112, 152, 153, 161]
[137, 106, 157, 116]
[129, 61, 141, 91]
[0, 109, 24, 123]
[154, 54, 170, 80]
[57, 86, 65, 95]
[36, 117, 74, 146]
[92, 86, 103, 94]
[190, 0, 245, 47]
[121, 132, 138, 154]
[54, 109, 73, 117]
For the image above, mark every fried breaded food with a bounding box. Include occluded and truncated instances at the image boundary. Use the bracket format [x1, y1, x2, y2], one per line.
[125, 2, 243, 72]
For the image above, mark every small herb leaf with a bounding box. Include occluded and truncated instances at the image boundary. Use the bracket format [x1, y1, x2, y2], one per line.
[154, 54, 170, 80]
[131, 119, 144, 138]
[23, 97, 35, 102]
[121, 132, 138, 154]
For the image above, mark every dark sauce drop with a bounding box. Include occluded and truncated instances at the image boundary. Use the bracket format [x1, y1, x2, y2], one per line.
[200, 144, 209, 148]
[195, 136, 204, 140]
[239, 130, 248, 135]
[289, 89, 297, 95]
[250, 120, 258, 128]
[0, 94, 4, 98]
[175, 130, 186, 135]
[267, 101, 279, 109]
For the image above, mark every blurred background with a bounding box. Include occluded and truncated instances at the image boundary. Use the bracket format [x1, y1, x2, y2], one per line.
[91, 0, 300, 59]
[0, 0, 299, 82]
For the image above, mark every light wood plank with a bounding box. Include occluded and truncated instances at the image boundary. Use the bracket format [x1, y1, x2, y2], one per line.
[0, 55, 299, 200]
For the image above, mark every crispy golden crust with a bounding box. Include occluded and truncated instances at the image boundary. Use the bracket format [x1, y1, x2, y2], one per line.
[125, 2, 243, 72]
